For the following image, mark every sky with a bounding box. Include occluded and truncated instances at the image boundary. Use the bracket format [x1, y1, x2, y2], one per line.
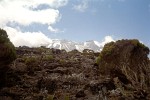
[0, 0, 150, 48]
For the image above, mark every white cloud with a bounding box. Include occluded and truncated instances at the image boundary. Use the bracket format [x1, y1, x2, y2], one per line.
[48, 26, 64, 33]
[51, 0, 68, 8]
[93, 36, 115, 51]
[0, 0, 68, 47]
[5, 26, 115, 51]
[0, 0, 68, 10]
[5, 26, 52, 47]
[73, 0, 88, 12]
[0, 8, 59, 26]
[0, 0, 68, 26]
[100, 36, 115, 47]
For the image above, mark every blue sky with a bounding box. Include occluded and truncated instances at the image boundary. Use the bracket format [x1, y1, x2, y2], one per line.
[54, 0, 150, 44]
[0, 0, 150, 48]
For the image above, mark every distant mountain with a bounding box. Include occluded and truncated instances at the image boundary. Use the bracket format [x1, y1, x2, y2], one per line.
[47, 39, 103, 52]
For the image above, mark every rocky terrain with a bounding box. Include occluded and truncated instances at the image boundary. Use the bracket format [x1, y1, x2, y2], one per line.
[0, 46, 150, 100]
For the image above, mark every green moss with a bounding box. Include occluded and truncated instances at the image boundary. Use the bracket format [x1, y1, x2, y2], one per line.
[59, 59, 66, 64]
[46, 95, 54, 100]
[37, 47, 46, 53]
[96, 56, 101, 65]
[25, 57, 37, 65]
[64, 95, 70, 100]
[43, 55, 54, 61]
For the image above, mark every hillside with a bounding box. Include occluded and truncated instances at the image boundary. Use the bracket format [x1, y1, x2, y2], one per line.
[0, 46, 150, 100]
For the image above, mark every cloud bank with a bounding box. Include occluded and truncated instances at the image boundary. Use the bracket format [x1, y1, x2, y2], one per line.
[0, 0, 68, 26]
[0, 0, 67, 47]
[0, 0, 115, 49]
[5, 27, 52, 47]
[100, 36, 115, 47]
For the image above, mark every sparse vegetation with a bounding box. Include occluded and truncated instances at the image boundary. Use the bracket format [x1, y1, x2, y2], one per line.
[43, 55, 54, 61]
[59, 59, 66, 64]
[95, 56, 101, 65]
[46, 95, 54, 100]
[0, 38, 150, 99]
[25, 56, 37, 65]
[64, 95, 70, 100]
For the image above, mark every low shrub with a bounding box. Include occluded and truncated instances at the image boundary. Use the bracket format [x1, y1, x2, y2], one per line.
[43, 55, 54, 61]
[25, 57, 37, 65]
[98, 39, 150, 90]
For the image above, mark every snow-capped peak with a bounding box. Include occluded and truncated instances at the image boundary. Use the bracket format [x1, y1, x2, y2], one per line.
[94, 41, 101, 47]
[48, 39, 103, 52]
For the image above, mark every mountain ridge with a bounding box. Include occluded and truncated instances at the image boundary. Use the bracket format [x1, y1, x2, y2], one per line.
[47, 39, 103, 52]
